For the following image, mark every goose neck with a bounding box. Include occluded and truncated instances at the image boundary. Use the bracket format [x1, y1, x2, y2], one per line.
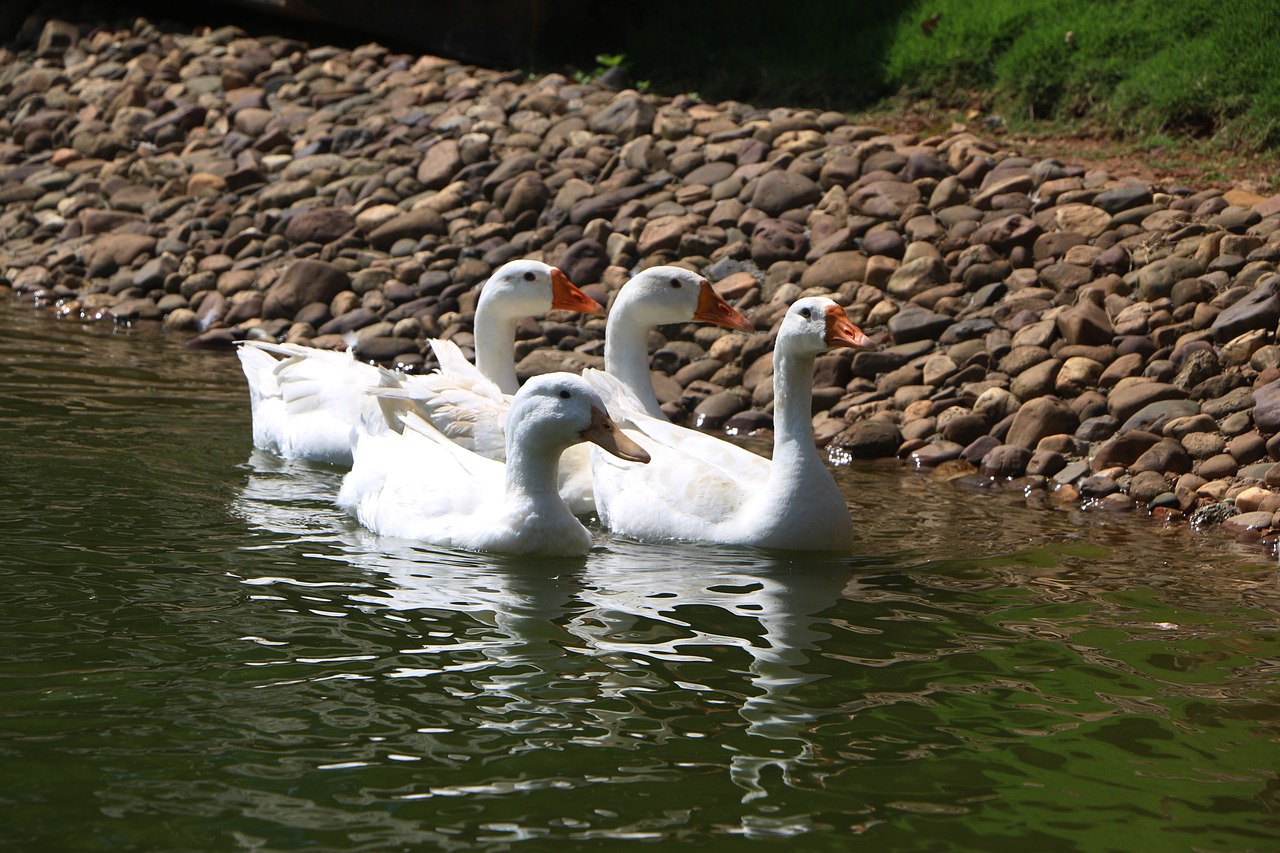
[770, 347, 818, 466]
[503, 428, 566, 506]
[474, 312, 520, 395]
[604, 298, 663, 417]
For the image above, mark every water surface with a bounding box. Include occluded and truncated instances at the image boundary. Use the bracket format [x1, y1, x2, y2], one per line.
[2, 301, 1277, 851]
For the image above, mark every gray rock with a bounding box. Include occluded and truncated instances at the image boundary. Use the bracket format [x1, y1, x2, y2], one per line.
[887, 306, 953, 345]
[1210, 274, 1280, 343]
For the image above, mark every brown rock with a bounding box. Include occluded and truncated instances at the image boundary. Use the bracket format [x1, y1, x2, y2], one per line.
[417, 139, 461, 189]
[1006, 395, 1079, 449]
[750, 218, 808, 266]
[849, 179, 922, 220]
[262, 260, 351, 320]
[1091, 429, 1162, 471]
[86, 233, 156, 277]
[1131, 438, 1192, 474]
[752, 170, 822, 216]
[366, 207, 446, 249]
[1107, 381, 1187, 423]
[283, 207, 355, 245]
[799, 251, 868, 291]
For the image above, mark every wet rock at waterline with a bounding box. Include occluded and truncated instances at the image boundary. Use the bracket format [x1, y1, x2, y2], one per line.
[4, 10, 1280, 550]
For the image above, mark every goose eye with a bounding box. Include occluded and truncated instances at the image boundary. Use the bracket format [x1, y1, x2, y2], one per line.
[669, 278, 682, 288]
[800, 307, 812, 319]
[523, 271, 537, 282]
[559, 390, 571, 399]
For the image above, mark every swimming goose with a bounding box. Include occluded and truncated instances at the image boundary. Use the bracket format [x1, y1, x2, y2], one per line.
[586, 296, 871, 551]
[396, 264, 752, 451]
[382, 264, 751, 513]
[236, 259, 600, 466]
[337, 373, 649, 556]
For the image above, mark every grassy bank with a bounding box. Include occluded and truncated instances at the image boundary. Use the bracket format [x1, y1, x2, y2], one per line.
[600, 0, 1280, 152]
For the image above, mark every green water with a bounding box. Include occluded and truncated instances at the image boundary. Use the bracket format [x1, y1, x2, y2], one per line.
[1, 300, 1277, 852]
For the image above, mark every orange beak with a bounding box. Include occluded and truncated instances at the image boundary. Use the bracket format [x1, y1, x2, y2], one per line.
[581, 406, 650, 463]
[693, 280, 752, 331]
[550, 268, 604, 315]
[824, 303, 872, 349]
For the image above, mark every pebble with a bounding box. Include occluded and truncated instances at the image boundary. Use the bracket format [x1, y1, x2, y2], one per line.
[4, 9, 1280, 550]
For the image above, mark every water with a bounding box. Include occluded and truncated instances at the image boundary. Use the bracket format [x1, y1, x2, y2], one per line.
[2, 299, 1278, 852]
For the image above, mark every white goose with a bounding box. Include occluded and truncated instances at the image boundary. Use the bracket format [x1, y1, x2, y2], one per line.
[382, 264, 750, 513]
[586, 297, 870, 551]
[236, 259, 601, 466]
[337, 373, 649, 556]
[398, 265, 752, 449]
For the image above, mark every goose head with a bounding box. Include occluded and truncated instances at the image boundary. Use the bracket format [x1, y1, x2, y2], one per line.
[478, 259, 604, 320]
[613, 266, 752, 331]
[778, 297, 871, 357]
[507, 373, 651, 463]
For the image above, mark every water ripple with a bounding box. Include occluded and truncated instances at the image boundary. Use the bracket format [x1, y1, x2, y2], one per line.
[3, 300, 1279, 850]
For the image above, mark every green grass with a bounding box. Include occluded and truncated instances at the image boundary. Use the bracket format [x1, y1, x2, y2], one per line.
[598, 0, 1280, 151]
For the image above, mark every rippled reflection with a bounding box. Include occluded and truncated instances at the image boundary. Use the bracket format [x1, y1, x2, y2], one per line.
[4, 300, 1280, 850]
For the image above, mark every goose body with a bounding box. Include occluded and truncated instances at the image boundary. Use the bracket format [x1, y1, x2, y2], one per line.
[587, 297, 870, 551]
[337, 374, 649, 556]
[236, 259, 599, 466]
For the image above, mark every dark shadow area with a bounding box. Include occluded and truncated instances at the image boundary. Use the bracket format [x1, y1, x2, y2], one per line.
[580, 0, 917, 110]
[3, 0, 919, 111]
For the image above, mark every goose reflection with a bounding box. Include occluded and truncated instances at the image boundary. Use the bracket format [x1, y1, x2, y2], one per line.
[578, 544, 853, 802]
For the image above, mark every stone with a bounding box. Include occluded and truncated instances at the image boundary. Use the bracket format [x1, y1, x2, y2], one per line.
[1108, 382, 1187, 423]
[262, 260, 351, 320]
[1131, 438, 1192, 474]
[1210, 274, 1280, 343]
[1092, 185, 1153, 214]
[558, 239, 609, 286]
[799, 251, 868, 290]
[1119, 399, 1201, 434]
[752, 170, 823, 216]
[283, 207, 355, 245]
[887, 306, 952, 345]
[968, 214, 1042, 251]
[1006, 395, 1079, 449]
[1252, 379, 1280, 435]
[1091, 429, 1162, 471]
[638, 214, 702, 255]
[750, 218, 808, 266]
[1053, 203, 1112, 238]
[692, 390, 749, 430]
[981, 444, 1033, 478]
[587, 91, 656, 141]
[835, 421, 903, 458]
[417, 139, 461, 189]
[1133, 256, 1206, 301]
[885, 256, 948, 300]
[366, 207, 446, 249]
[849, 179, 922, 220]
[85, 233, 156, 277]
[1055, 300, 1114, 346]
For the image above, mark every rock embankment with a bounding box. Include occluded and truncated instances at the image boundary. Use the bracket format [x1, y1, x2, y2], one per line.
[5, 12, 1280, 546]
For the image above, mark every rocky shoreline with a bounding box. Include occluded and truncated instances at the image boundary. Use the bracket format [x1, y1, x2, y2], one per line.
[6, 10, 1280, 551]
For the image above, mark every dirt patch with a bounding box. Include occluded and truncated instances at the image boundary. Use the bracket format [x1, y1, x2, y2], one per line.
[857, 108, 1280, 196]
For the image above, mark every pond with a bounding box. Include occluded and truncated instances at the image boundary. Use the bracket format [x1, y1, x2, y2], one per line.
[2, 299, 1278, 851]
